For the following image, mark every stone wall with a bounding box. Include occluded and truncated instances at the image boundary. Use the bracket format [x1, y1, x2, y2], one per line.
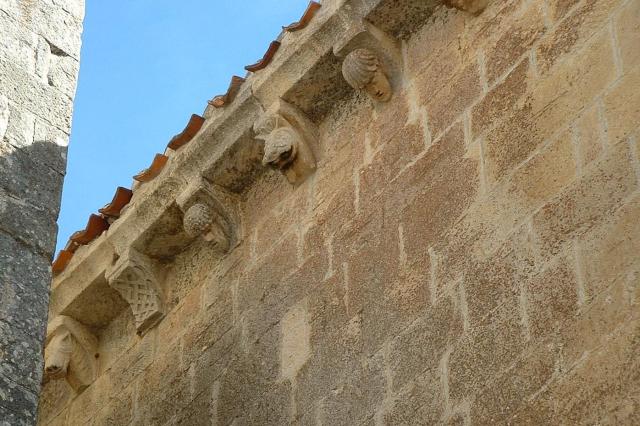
[0, 0, 84, 424]
[39, 0, 640, 424]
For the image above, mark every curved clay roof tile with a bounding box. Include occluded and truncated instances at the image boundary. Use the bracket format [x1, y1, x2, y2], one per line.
[99, 187, 134, 218]
[245, 41, 281, 72]
[283, 1, 321, 32]
[69, 214, 110, 245]
[133, 154, 168, 183]
[208, 76, 246, 108]
[52, 250, 74, 275]
[167, 114, 205, 150]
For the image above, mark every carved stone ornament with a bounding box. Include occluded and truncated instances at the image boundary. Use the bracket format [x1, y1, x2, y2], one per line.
[44, 316, 98, 392]
[342, 48, 392, 102]
[183, 203, 230, 251]
[254, 100, 318, 185]
[106, 249, 164, 336]
[176, 177, 238, 252]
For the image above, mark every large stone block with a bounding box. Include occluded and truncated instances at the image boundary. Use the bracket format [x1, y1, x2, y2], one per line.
[536, 0, 623, 75]
[421, 61, 481, 138]
[578, 194, 640, 300]
[392, 123, 479, 269]
[471, 343, 556, 423]
[0, 12, 37, 77]
[448, 303, 525, 401]
[0, 57, 74, 132]
[388, 293, 463, 391]
[604, 64, 640, 145]
[3, 0, 83, 59]
[317, 352, 386, 426]
[573, 103, 605, 170]
[543, 315, 640, 424]
[280, 301, 311, 381]
[0, 372, 39, 426]
[525, 252, 580, 340]
[532, 141, 637, 259]
[559, 267, 639, 371]
[0, 194, 59, 256]
[483, 0, 546, 84]
[485, 30, 616, 183]
[382, 370, 444, 425]
[615, 0, 640, 72]
[0, 232, 50, 394]
[471, 58, 530, 138]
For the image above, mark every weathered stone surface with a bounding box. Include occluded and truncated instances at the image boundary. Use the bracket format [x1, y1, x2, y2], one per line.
[36, 0, 640, 424]
[616, 0, 640, 72]
[0, 0, 83, 423]
[604, 64, 640, 145]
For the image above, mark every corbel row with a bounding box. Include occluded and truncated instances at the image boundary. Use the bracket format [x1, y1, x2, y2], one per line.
[250, 20, 401, 185]
[44, 0, 488, 392]
[45, 177, 240, 391]
[251, 0, 486, 184]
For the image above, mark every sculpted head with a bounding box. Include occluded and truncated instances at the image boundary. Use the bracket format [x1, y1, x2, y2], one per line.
[44, 330, 73, 380]
[342, 48, 392, 102]
[43, 317, 98, 392]
[262, 126, 300, 171]
[183, 203, 228, 249]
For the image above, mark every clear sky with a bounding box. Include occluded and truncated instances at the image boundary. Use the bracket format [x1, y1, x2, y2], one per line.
[56, 0, 307, 252]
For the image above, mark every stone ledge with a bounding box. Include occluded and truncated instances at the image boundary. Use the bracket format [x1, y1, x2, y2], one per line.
[47, 0, 485, 385]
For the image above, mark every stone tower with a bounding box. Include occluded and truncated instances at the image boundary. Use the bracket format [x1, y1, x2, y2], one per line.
[0, 0, 84, 423]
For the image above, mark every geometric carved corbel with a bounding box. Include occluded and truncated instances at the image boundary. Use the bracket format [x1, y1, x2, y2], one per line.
[253, 99, 318, 185]
[44, 316, 98, 393]
[333, 21, 402, 103]
[443, 0, 488, 15]
[106, 248, 164, 336]
[176, 177, 238, 253]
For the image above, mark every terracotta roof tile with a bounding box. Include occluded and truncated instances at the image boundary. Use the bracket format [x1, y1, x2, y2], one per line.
[99, 187, 134, 218]
[245, 41, 281, 72]
[208, 76, 246, 108]
[133, 154, 168, 183]
[167, 114, 205, 150]
[283, 1, 321, 32]
[69, 214, 110, 245]
[52, 250, 74, 275]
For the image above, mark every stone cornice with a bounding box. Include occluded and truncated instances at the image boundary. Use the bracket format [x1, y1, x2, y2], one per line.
[48, 0, 487, 367]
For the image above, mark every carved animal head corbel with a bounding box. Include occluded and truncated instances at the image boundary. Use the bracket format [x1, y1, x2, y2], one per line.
[334, 21, 401, 103]
[176, 177, 238, 252]
[254, 99, 317, 185]
[44, 316, 98, 392]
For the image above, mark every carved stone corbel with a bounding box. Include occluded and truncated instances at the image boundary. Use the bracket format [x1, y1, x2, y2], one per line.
[443, 0, 487, 14]
[44, 316, 98, 392]
[106, 248, 164, 336]
[253, 99, 318, 185]
[176, 177, 238, 252]
[333, 21, 402, 103]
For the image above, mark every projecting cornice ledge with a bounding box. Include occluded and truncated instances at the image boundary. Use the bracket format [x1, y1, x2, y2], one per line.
[48, 0, 487, 343]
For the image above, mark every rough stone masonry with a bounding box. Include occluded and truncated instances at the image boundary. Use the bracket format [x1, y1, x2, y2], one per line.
[27, 0, 640, 424]
[0, 0, 84, 424]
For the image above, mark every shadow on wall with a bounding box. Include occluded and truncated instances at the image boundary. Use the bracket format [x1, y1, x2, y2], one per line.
[0, 136, 67, 422]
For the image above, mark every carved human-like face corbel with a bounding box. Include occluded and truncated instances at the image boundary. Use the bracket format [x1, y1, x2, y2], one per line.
[183, 203, 230, 251]
[43, 316, 98, 392]
[342, 48, 392, 102]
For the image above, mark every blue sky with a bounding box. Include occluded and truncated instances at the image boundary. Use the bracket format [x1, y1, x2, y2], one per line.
[56, 0, 307, 252]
